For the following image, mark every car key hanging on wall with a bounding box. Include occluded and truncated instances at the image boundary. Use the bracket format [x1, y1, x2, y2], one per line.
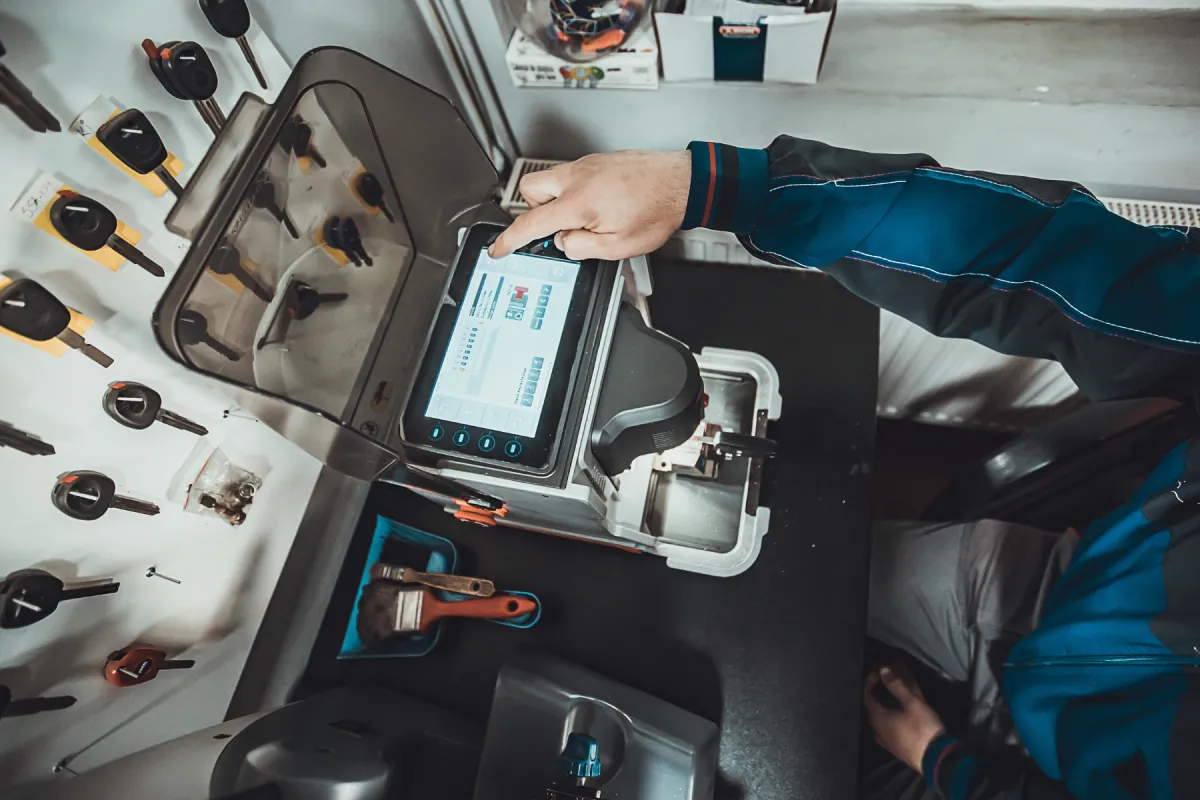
[102, 381, 208, 436]
[0, 279, 113, 366]
[96, 109, 184, 197]
[0, 40, 59, 133]
[199, 0, 268, 90]
[104, 647, 195, 687]
[1, 568, 120, 629]
[0, 685, 76, 718]
[52, 471, 160, 521]
[141, 39, 225, 135]
[48, 192, 166, 277]
[0, 420, 54, 456]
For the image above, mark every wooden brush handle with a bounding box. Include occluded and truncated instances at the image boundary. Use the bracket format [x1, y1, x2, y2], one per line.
[422, 594, 536, 625]
[370, 563, 496, 597]
[407, 570, 495, 597]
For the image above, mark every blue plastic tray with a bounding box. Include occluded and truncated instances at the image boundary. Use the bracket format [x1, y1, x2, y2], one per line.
[338, 515, 540, 659]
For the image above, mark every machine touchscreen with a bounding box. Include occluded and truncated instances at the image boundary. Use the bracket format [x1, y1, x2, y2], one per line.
[402, 229, 597, 470]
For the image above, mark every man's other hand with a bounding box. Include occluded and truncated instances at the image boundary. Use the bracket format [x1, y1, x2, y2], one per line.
[488, 150, 691, 262]
[864, 666, 947, 774]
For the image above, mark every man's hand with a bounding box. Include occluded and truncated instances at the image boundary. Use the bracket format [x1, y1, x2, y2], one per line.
[864, 666, 947, 774]
[488, 150, 691, 262]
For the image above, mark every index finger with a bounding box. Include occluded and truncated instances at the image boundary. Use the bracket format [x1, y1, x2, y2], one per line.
[489, 198, 582, 258]
[862, 672, 882, 710]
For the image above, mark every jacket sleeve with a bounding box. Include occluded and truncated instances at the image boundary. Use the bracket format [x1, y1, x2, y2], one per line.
[922, 735, 1078, 800]
[681, 138, 1200, 403]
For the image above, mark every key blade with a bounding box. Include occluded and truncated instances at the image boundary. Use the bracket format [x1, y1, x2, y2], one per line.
[236, 36, 268, 90]
[157, 409, 209, 437]
[107, 236, 165, 277]
[0, 66, 60, 132]
[192, 100, 221, 136]
[153, 166, 184, 198]
[110, 495, 161, 516]
[57, 329, 114, 367]
[203, 98, 227, 127]
[61, 579, 120, 600]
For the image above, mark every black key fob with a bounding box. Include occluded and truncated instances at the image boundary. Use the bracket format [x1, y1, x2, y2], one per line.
[53, 470, 117, 521]
[97, 109, 168, 175]
[103, 381, 163, 431]
[49, 194, 118, 251]
[143, 39, 187, 99]
[0, 569, 63, 628]
[199, 0, 251, 38]
[323, 216, 345, 250]
[0, 279, 70, 341]
[164, 41, 218, 101]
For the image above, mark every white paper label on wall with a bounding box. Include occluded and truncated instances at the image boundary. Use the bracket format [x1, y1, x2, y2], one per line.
[69, 95, 114, 139]
[9, 170, 62, 222]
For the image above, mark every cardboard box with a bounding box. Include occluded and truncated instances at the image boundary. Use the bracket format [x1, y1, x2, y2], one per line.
[505, 24, 660, 91]
[656, 0, 834, 85]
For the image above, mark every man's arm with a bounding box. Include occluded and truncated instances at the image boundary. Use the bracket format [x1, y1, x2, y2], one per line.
[491, 138, 1200, 403]
[866, 667, 1077, 800]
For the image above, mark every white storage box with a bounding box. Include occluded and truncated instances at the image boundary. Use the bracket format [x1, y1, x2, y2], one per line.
[656, 0, 834, 85]
[505, 25, 660, 90]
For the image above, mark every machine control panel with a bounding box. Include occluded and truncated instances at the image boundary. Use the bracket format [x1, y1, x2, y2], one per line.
[401, 224, 599, 471]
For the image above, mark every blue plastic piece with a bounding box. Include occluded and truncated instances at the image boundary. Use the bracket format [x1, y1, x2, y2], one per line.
[559, 733, 603, 780]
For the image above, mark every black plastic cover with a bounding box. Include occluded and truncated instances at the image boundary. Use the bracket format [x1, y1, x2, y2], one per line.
[49, 195, 117, 251]
[0, 279, 70, 341]
[97, 109, 168, 174]
[591, 303, 704, 477]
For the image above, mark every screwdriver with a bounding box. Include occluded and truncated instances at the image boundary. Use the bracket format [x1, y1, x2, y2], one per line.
[48, 192, 165, 277]
[96, 109, 184, 197]
[1, 568, 120, 629]
[102, 381, 208, 436]
[178, 308, 241, 362]
[0, 279, 113, 367]
[356, 172, 395, 223]
[52, 470, 160, 522]
[199, 0, 268, 90]
[0, 40, 60, 133]
[104, 647, 194, 687]
[251, 173, 299, 239]
[209, 241, 273, 301]
[0, 420, 54, 456]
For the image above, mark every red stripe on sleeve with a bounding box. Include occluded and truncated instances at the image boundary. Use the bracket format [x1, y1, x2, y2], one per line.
[700, 142, 718, 228]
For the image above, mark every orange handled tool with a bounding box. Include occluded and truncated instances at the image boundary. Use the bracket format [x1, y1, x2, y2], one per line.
[356, 582, 536, 645]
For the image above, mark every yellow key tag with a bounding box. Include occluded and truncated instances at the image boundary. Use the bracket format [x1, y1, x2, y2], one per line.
[0, 275, 94, 357]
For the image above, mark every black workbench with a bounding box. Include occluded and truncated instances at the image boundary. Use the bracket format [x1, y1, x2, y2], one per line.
[299, 261, 880, 799]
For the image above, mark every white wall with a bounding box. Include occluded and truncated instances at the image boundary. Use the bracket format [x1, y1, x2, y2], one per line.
[0, 1, 322, 792]
[466, 5, 1200, 198]
[249, 0, 458, 102]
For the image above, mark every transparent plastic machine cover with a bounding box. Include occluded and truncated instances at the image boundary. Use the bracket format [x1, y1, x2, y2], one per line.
[154, 48, 498, 446]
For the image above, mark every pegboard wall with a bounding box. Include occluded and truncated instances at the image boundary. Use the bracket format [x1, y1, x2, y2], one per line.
[0, 1, 321, 792]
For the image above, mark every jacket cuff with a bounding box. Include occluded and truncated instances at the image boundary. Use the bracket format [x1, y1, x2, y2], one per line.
[682, 141, 769, 234]
[922, 734, 960, 793]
